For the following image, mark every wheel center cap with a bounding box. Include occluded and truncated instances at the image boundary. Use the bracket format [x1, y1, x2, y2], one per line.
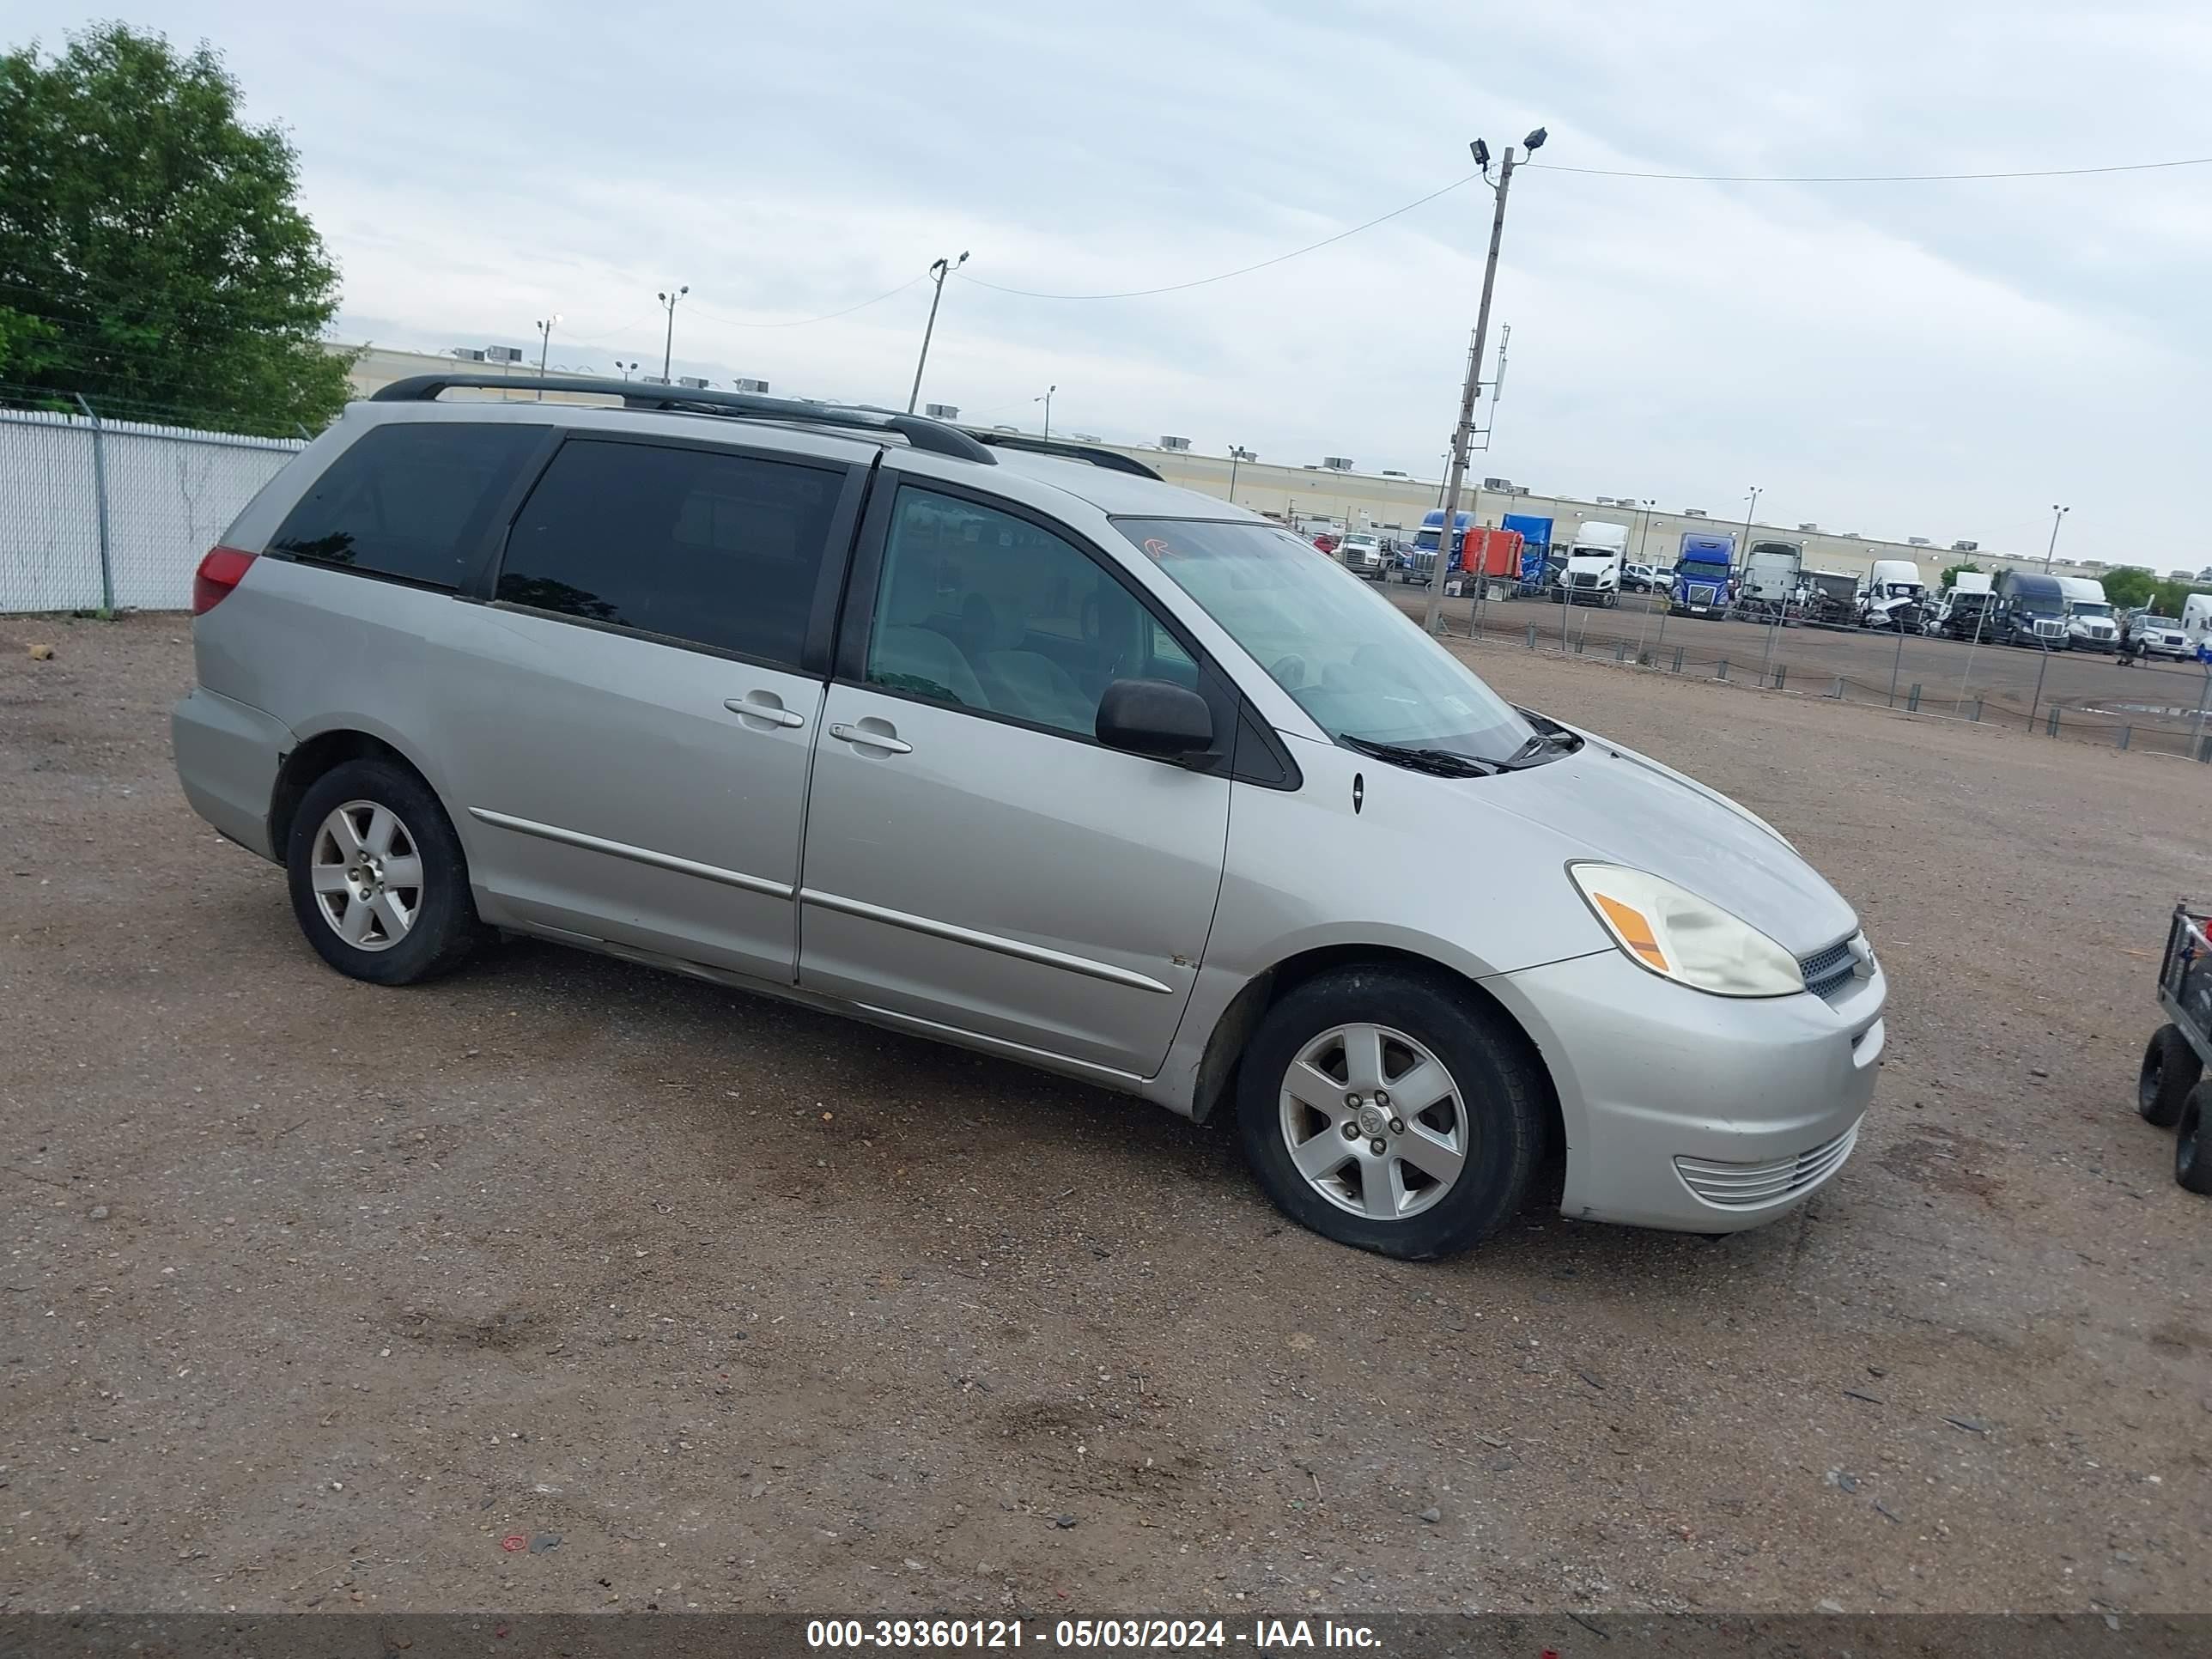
[1356, 1104, 1389, 1139]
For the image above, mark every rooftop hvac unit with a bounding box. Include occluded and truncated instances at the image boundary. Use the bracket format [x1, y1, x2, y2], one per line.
[1159, 435, 1192, 452]
[483, 345, 524, 364]
[451, 347, 487, 362]
[1908, 537, 1931, 547]
[992, 424, 1019, 434]
[1381, 470, 1407, 478]
[677, 375, 711, 389]
[922, 402, 957, 419]
[1683, 507, 1708, 518]
[1950, 539, 1978, 551]
[1798, 522, 1820, 532]
[735, 379, 771, 395]
[1069, 431, 1102, 442]
[1482, 476, 1512, 491]
[1322, 456, 1354, 471]
[640, 374, 671, 386]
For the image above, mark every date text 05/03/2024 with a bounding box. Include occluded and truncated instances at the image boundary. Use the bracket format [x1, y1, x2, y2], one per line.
[805, 1617, 1387, 1649]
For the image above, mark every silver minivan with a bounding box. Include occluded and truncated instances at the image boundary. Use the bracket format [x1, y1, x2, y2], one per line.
[173, 378, 1887, 1257]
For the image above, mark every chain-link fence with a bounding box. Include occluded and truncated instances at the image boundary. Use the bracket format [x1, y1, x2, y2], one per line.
[1416, 587, 2212, 764]
[0, 404, 305, 613]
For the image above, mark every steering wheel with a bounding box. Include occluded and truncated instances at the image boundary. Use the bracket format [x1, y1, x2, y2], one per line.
[1270, 653, 1309, 689]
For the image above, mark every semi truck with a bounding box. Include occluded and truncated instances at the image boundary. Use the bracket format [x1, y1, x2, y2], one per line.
[2056, 575, 2119, 652]
[1735, 538, 1804, 623]
[1991, 569, 2070, 648]
[1926, 570, 1996, 640]
[1799, 569, 1862, 629]
[1857, 559, 1928, 631]
[1555, 520, 1628, 606]
[1670, 532, 1735, 617]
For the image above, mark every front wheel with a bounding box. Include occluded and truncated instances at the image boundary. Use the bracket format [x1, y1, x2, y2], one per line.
[1235, 969, 1545, 1258]
[286, 757, 485, 986]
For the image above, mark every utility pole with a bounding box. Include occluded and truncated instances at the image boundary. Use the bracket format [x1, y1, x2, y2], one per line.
[1227, 445, 1252, 502]
[1426, 126, 1545, 636]
[534, 314, 562, 399]
[657, 286, 689, 380]
[2043, 503, 2070, 571]
[908, 252, 969, 413]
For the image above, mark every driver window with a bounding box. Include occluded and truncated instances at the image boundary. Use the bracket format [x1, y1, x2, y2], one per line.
[866, 488, 1161, 740]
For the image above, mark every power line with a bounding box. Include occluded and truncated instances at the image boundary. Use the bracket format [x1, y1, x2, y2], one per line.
[687, 272, 930, 329]
[1526, 155, 2212, 183]
[954, 173, 1483, 301]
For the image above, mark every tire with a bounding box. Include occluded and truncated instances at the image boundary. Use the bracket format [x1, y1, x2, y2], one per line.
[1234, 967, 1544, 1258]
[2138, 1024, 2198, 1128]
[285, 757, 485, 986]
[2179, 1085, 2212, 1194]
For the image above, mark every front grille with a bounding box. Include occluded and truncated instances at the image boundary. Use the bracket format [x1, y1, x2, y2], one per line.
[1686, 583, 1720, 604]
[1797, 938, 1857, 999]
[1675, 1121, 1861, 1209]
[1571, 572, 1598, 587]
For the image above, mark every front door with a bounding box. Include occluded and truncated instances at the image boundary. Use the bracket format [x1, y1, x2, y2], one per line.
[797, 481, 1231, 1078]
[437, 434, 859, 982]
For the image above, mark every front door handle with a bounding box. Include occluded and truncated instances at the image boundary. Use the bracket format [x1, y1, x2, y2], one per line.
[725, 696, 805, 729]
[830, 720, 913, 755]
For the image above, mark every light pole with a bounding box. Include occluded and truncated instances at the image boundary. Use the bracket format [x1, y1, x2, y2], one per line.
[1227, 445, 1254, 502]
[2043, 503, 2070, 571]
[1034, 383, 1055, 440]
[613, 361, 638, 381]
[1739, 485, 1762, 573]
[1425, 125, 1547, 637]
[907, 252, 969, 413]
[656, 286, 688, 380]
[533, 314, 562, 399]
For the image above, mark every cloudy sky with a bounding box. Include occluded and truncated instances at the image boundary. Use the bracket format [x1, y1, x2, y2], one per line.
[19, 1, 2210, 556]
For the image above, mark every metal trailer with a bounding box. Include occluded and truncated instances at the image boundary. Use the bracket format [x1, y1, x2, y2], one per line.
[2136, 903, 2212, 1194]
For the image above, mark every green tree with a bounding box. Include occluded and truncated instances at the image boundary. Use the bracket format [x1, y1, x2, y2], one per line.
[2102, 567, 2156, 610]
[1940, 560, 1982, 590]
[0, 22, 352, 433]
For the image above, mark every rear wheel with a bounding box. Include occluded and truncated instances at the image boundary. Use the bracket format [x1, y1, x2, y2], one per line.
[286, 758, 484, 986]
[1236, 968, 1544, 1259]
[2178, 1085, 2212, 1194]
[2138, 1024, 2199, 1128]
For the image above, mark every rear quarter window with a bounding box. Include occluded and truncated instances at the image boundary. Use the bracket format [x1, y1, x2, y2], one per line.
[270, 422, 544, 589]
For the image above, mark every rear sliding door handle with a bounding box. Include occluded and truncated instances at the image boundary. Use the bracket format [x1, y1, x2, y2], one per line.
[725, 696, 805, 728]
[830, 721, 912, 755]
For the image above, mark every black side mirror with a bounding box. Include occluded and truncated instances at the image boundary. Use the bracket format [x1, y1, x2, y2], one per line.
[1097, 678, 1214, 763]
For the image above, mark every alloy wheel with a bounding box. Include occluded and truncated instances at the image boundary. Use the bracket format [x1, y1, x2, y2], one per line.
[1279, 1023, 1468, 1221]
[308, 799, 424, 952]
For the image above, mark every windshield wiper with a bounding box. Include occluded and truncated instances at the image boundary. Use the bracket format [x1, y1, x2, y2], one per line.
[1339, 735, 1502, 777]
[1503, 728, 1579, 767]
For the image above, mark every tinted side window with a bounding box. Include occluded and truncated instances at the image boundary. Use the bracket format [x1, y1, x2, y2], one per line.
[496, 441, 842, 669]
[865, 488, 1184, 738]
[271, 422, 543, 588]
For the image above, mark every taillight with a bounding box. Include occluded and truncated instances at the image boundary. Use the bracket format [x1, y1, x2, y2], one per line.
[191, 546, 256, 615]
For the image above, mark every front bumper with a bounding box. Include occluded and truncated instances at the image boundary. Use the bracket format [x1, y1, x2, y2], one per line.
[1487, 946, 1887, 1232]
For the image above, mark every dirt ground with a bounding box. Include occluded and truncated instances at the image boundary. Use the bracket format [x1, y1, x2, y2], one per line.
[2, 614, 2207, 1618]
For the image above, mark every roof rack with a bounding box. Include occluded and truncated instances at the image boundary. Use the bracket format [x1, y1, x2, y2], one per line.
[963, 430, 1164, 480]
[368, 374, 996, 465]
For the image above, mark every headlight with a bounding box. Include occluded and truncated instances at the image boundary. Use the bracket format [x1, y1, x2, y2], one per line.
[1569, 863, 1805, 999]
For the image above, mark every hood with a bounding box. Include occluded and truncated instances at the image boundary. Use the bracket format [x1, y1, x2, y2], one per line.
[1476, 734, 1858, 956]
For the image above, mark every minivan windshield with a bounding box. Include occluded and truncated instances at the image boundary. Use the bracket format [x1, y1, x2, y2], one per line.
[1115, 518, 1534, 762]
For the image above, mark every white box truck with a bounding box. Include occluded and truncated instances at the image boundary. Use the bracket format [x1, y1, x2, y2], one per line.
[1554, 520, 1628, 607]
